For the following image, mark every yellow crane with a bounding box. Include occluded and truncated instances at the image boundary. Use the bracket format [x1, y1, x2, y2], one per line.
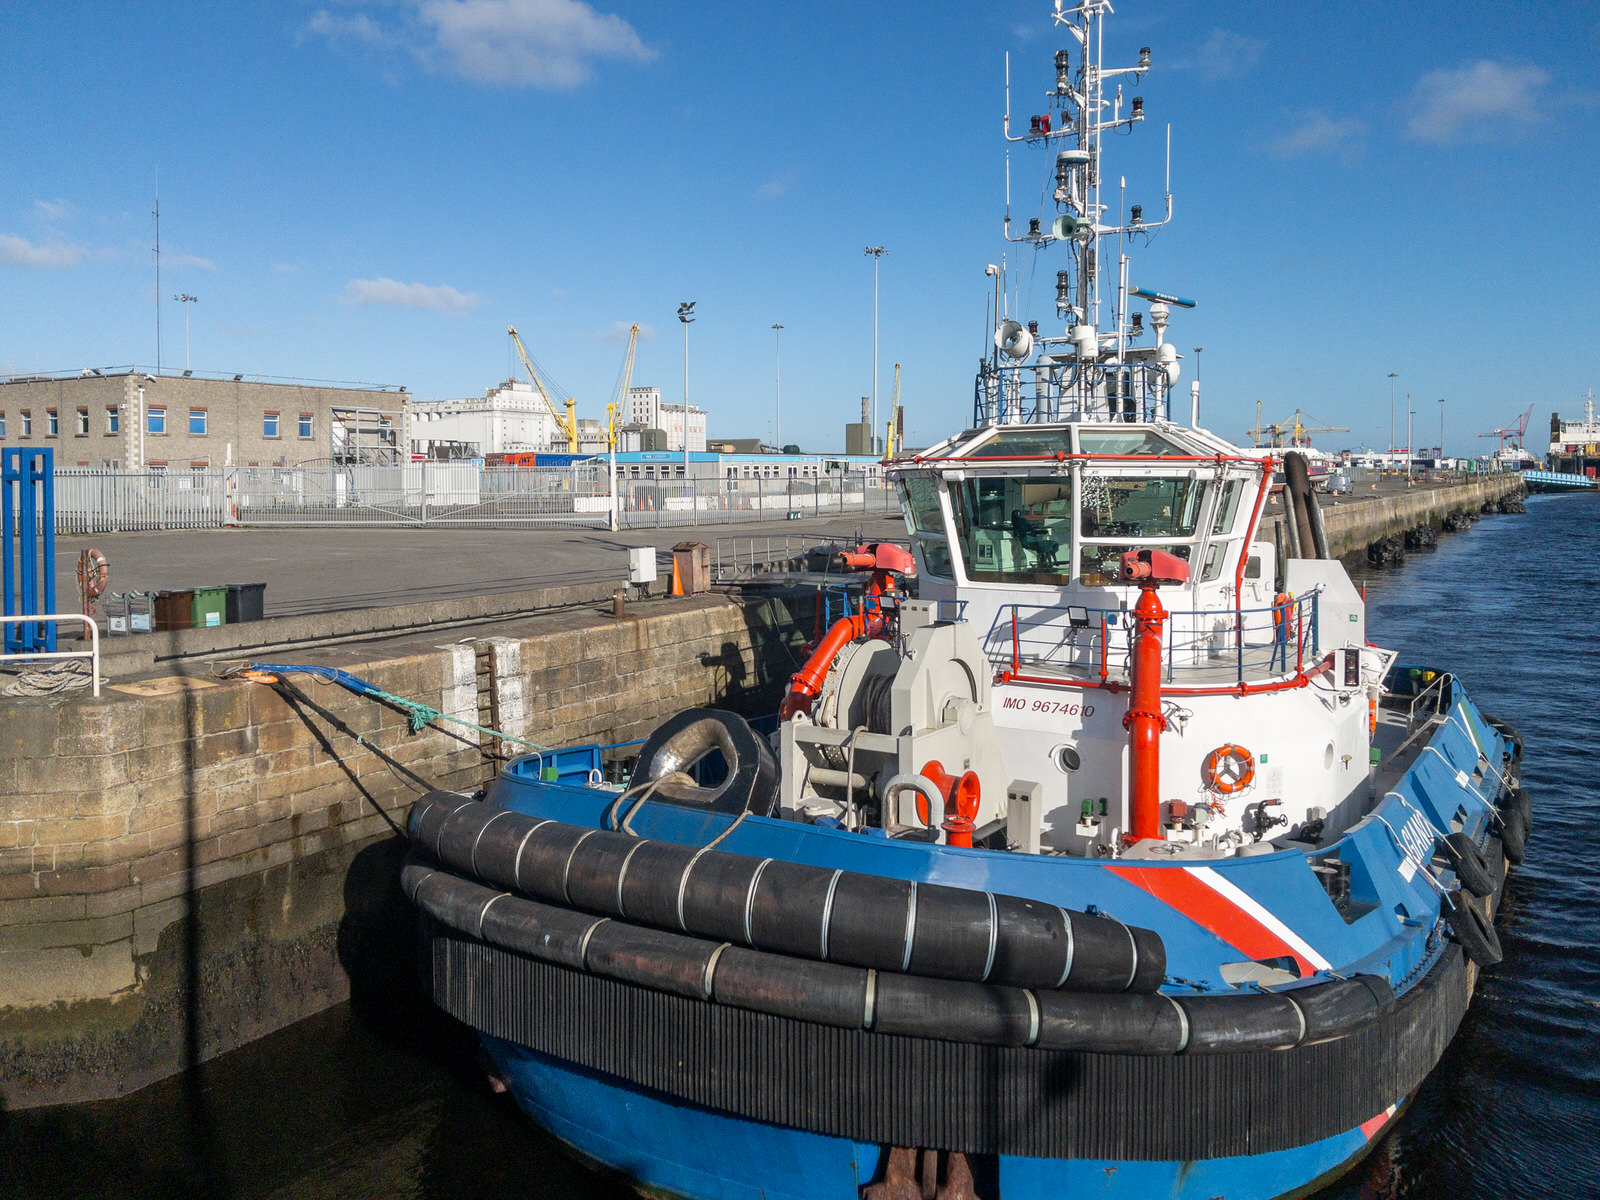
[885, 363, 902, 457]
[508, 325, 579, 453]
[1248, 404, 1349, 450]
[606, 324, 640, 451]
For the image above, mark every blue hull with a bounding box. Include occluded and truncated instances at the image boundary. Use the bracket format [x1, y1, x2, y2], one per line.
[486, 1038, 1395, 1200]
[406, 685, 1511, 1200]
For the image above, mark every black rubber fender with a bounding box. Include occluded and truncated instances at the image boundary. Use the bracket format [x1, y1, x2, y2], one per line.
[1439, 831, 1494, 897]
[1441, 888, 1503, 967]
[633, 707, 780, 817]
[1507, 785, 1534, 838]
[1033, 990, 1189, 1054]
[871, 974, 1039, 1045]
[406, 855, 1408, 1055]
[1287, 975, 1396, 1044]
[1484, 714, 1523, 763]
[1498, 801, 1528, 866]
[1178, 992, 1308, 1054]
[406, 793, 1166, 994]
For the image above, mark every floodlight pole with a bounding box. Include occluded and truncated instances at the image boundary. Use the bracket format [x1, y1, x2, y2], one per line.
[865, 247, 886, 453]
[176, 294, 197, 371]
[771, 323, 783, 450]
[678, 301, 696, 481]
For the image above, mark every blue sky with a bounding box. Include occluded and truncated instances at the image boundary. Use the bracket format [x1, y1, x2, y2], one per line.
[3, 1, 1596, 455]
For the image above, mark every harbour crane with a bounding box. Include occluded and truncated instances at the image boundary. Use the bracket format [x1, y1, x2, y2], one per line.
[885, 363, 903, 457]
[1247, 405, 1349, 450]
[508, 326, 579, 453]
[606, 324, 640, 452]
[1478, 403, 1535, 453]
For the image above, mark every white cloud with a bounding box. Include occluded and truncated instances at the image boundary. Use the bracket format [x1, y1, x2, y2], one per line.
[0, 234, 87, 269]
[343, 276, 482, 310]
[307, 0, 656, 90]
[756, 171, 798, 201]
[1405, 61, 1549, 144]
[599, 320, 655, 343]
[1268, 112, 1366, 161]
[32, 198, 76, 223]
[168, 253, 216, 270]
[304, 8, 394, 48]
[272, 262, 303, 274]
[1194, 30, 1264, 82]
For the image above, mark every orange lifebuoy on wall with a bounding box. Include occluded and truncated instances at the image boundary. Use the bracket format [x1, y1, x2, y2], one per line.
[1204, 744, 1255, 794]
[77, 548, 109, 600]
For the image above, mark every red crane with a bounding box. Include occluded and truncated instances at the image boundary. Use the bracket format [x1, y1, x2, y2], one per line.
[1478, 403, 1535, 453]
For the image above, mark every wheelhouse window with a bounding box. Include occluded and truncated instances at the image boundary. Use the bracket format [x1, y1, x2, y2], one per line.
[1079, 473, 1206, 585]
[898, 475, 954, 579]
[949, 475, 1074, 584]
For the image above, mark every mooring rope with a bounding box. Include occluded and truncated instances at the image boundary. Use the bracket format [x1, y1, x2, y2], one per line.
[227, 661, 556, 753]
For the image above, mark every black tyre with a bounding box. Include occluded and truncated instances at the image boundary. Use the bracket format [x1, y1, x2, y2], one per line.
[1439, 831, 1494, 897]
[1442, 888, 1503, 967]
[1499, 803, 1528, 866]
[1484, 715, 1522, 763]
[1508, 785, 1534, 836]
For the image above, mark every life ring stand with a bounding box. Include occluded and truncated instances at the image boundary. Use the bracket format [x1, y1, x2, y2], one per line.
[1204, 744, 1255, 794]
[77, 548, 110, 600]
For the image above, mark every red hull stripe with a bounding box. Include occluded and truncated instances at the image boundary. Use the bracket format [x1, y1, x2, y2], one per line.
[1106, 864, 1321, 977]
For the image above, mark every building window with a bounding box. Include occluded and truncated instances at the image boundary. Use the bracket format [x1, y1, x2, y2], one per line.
[297, 412, 313, 438]
[20, 410, 31, 437]
[189, 408, 207, 435]
[102, 459, 120, 469]
[148, 407, 166, 435]
[47, 409, 59, 436]
[263, 411, 280, 438]
[147, 461, 168, 472]
[189, 461, 209, 473]
[76, 407, 90, 435]
[106, 406, 119, 434]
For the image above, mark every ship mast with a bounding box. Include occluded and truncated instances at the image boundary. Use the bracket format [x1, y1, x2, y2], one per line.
[985, 0, 1186, 429]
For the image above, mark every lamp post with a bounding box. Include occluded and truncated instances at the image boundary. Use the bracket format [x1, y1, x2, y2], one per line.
[1388, 372, 1398, 458]
[864, 246, 886, 453]
[678, 302, 695, 480]
[771, 323, 783, 451]
[1406, 400, 1414, 486]
[175, 293, 197, 372]
[1438, 397, 1446, 469]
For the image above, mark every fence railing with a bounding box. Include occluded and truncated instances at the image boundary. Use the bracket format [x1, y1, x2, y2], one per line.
[989, 594, 1320, 692]
[37, 465, 896, 533]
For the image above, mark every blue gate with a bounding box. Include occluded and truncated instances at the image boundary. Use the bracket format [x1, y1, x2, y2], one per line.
[2, 447, 56, 653]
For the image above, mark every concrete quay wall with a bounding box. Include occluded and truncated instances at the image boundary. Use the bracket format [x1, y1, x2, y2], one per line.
[1265, 474, 1525, 560]
[0, 592, 802, 1109]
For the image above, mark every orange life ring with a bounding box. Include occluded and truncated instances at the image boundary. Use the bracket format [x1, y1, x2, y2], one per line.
[77, 548, 110, 600]
[1271, 592, 1293, 628]
[1204, 744, 1255, 794]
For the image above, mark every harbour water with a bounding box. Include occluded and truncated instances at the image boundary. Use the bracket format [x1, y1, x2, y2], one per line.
[4, 493, 1596, 1200]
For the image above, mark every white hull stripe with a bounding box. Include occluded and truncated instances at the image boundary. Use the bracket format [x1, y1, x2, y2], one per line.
[1187, 866, 1332, 973]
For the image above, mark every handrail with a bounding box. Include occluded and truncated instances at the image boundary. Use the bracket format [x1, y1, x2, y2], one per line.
[0, 613, 101, 697]
[991, 595, 1319, 697]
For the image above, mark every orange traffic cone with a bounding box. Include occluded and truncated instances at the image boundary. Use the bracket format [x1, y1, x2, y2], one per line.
[670, 558, 684, 596]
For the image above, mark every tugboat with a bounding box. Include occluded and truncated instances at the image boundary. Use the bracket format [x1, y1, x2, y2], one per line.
[404, 4, 1529, 1197]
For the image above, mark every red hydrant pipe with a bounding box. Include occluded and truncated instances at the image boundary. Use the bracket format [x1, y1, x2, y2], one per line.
[1123, 582, 1169, 842]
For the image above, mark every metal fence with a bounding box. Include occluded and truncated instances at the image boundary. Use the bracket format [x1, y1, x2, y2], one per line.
[43, 464, 896, 533]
